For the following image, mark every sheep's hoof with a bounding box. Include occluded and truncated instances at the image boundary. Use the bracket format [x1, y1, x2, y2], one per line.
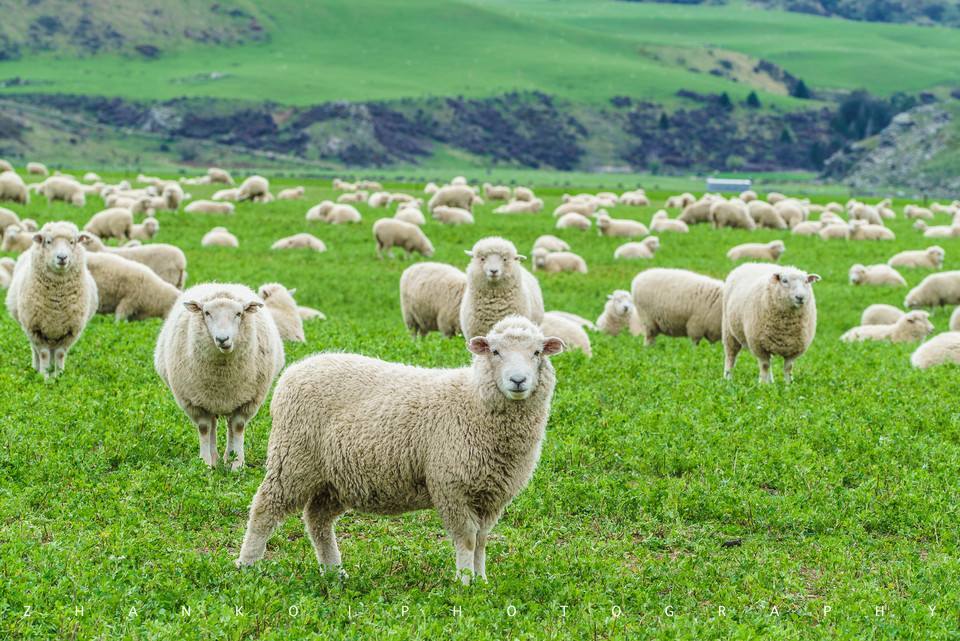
[230, 459, 245, 472]
[234, 557, 252, 569]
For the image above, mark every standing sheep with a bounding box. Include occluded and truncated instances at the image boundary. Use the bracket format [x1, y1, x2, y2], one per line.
[631, 268, 723, 345]
[746, 201, 787, 229]
[905, 272, 960, 307]
[888, 247, 945, 270]
[400, 262, 467, 338]
[258, 283, 306, 343]
[428, 185, 475, 212]
[234, 315, 564, 583]
[154, 283, 284, 470]
[722, 263, 820, 383]
[710, 200, 756, 230]
[840, 311, 933, 343]
[0, 172, 28, 204]
[86, 253, 179, 320]
[596, 290, 638, 336]
[727, 240, 785, 262]
[460, 237, 544, 338]
[373, 219, 434, 259]
[394, 207, 426, 226]
[238, 175, 270, 201]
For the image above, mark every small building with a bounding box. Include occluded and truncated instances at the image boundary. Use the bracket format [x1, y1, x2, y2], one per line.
[706, 177, 751, 192]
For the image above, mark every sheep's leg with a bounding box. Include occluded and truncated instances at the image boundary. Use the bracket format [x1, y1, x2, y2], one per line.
[439, 505, 479, 585]
[473, 528, 490, 582]
[114, 298, 136, 322]
[187, 410, 219, 467]
[36, 346, 52, 379]
[30, 343, 40, 371]
[723, 335, 741, 379]
[783, 357, 796, 384]
[303, 493, 345, 571]
[236, 479, 292, 567]
[757, 352, 773, 384]
[52, 347, 67, 377]
[224, 413, 249, 471]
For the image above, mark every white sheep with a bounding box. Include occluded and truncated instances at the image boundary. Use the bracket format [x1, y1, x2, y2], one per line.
[596, 213, 649, 238]
[271, 233, 327, 252]
[722, 263, 820, 383]
[494, 199, 543, 214]
[432, 206, 474, 225]
[83, 208, 134, 241]
[0, 256, 14, 289]
[202, 227, 239, 247]
[678, 199, 714, 224]
[238, 175, 270, 201]
[213, 188, 240, 201]
[849, 264, 907, 287]
[556, 212, 591, 230]
[911, 332, 960, 369]
[888, 246, 944, 270]
[905, 205, 934, 220]
[1, 224, 35, 253]
[428, 185, 475, 212]
[185, 200, 235, 215]
[258, 283, 305, 343]
[400, 262, 466, 337]
[5, 222, 98, 378]
[596, 290, 638, 337]
[0, 171, 28, 204]
[546, 311, 595, 330]
[541, 312, 591, 356]
[483, 183, 511, 200]
[914, 221, 960, 238]
[710, 200, 756, 230]
[849, 204, 882, 225]
[791, 221, 823, 236]
[129, 217, 160, 242]
[277, 187, 305, 201]
[337, 191, 367, 204]
[905, 272, 960, 307]
[532, 235, 569, 253]
[326, 204, 362, 224]
[41, 176, 86, 206]
[650, 211, 689, 233]
[531, 248, 588, 273]
[373, 218, 434, 259]
[774, 200, 806, 228]
[631, 268, 723, 345]
[727, 240, 785, 263]
[234, 315, 563, 583]
[154, 283, 284, 470]
[819, 223, 850, 240]
[850, 220, 895, 241]
[861, 304, 904, 325]
[26, 162, 48, 176]
[747, 201, 787, 229]
[394, 207, 426, 226]
[553, 201, 596, 218]
[513, 186, 536, 201]
[614, 237, 660, 260]
[80, 233, 187, 289]
[840, 311, 933, 343]
[460, 237, 544, 338]
[86, 252, 179, 320]
[208, 167, 234, 185]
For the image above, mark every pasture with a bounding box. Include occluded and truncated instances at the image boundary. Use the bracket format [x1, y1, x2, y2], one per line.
[2, 174, 959, 639]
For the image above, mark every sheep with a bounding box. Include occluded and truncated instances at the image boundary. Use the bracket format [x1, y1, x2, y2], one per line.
[278, 187, 305, 201]
[0, 171, 28, 204]
[722, 263, 820, 383]
[129, 217, 159, 242]
[26, 162, 48, 176]
[546, 311, 596, 330]
[41, 176, 86, 206]
[305, 201, 335, 222]
[0, 206, 19, 236]
[234, 314, 563, 582]
[271, 233, 327, 252]
[631, 268, 723, 345]
[532, 235, 570, 254]
[399, 262, 466, 337]
[595, 213, 648, 238]
[85, 253, 179, 320]
[666, 193, 696, 209]
[553, 201, 596, 218]
[531, 248, 588, 273]
[333, 178, 357, 191]
[202, 227, 239, 247]
[483, 183, 511, 200]
[914, 221, 960, 238]
[258, 283, 305, 343]
[20, 219, 38, 232]
[905, 272, 960, 307]
[213, 188, 240, 201]
[556, 213, 591, 230]
[513, 186, 535, 201]
[740, 190, 758, 202]
[394, 207, 426, 226]
[1, 225, 33, 253]
[614, 237, 660, 260]
[905, 205, 934, 220]
[596, 290, 637, 337]
[820, 211, 846, 225]
[428, 185, 475, 212]
[819, 223, 851, 240]
[727, 240, 785, 263]
[619, 190, 649, 207]
[849, 264, 907, 287]
[373, 218, 434, 259]
[83, 208, 134, 242]
[79, 233, 187, 289]
[650, 210, 689, 233]
[358, 180, 383, 192]
[299, 306, 326, 321]
[0, 256, 14, 289]
[460, 237, 544, 338]
[541, 312, 591, 357]
[747, 201, 787, 229]
[766, 192, 786, 204]
[432, 206, 474, 225]
[238, 175, 270, 201]
[850, 220, 895, 241]
[0, 159, 11, 172]
[326, 204, 362, 224]
[888, 246, 945, 270]
[678, 198, 715, 224]
[861, 304, 905, 325]
[154, 283, 284, 470]
[825, 202, 844, 214]
[840, 310, 933, 343]
[911, 332, 960, 369]
[208, 167, 234, 185]
[792, 221, 824, 236]
[389, 193, 420, 207]
[773, 200, 806, 229]
[5, 222, 98, 378]
[367, 191, 390, 208]
[710, 200, 755, 230]
[849, 204, 883, 225]
[185, 200, 235, 215]
[494, 199, 543, 214]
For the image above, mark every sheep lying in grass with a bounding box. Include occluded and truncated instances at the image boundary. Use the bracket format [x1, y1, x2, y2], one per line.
[722, 263, 820, 383]
[861, 304, 904, 326]
[277, 187, 305, 201]
[596, 290, 638, 336]
[394, 207, 426, 226]
[202, 227, 238, 247]
[819, 223, 850, 240]
[5, 222, 98, 378]
[80, 233, 187, 289]
[849, 264, 906, 287]
[541, 312, 591, 356]
[400, 262, 466, 338]
[905, 205, 934, 220]
[326, 204, 362, 224]
[0, 171, 28, 204]
[850, 220, 895, 241]
[596, 213, 648, 238]
[1, 224, 33, 253]
[258, 283, 305, 343]
[235, 315, 564, 583]
[494, 199, 544, 214]
[556, 213, 591, 230]
[614, 237, 660, 260]
[271, 233, 327, 252]
[631, 268, 723, 345]
[373, 219, 434, 259]
[727, 240, 784, 263]
[432, 206, 474, 225]
[213, 188, 240, 201]
[460, 237, 544, 338]
[792, 221, 823, 236]
[483, 183, 511, 200]
[650, 211, 689, 233]
[185, 200, 235, 215]
[910, 332, 960, 369]
[86, 253, 179, 321]
[129, 217, 159, 242]
[840, 310, 933, 343]
[532, 248, 588, 273]
[905, 272, 960, 307]
[337, 191, 367, 204]
[532, 235, 569, 253]
[154, 283, 284, 470]
[888, 246, 944, 270]
[915, 221, 960, 238]
[27, 162, 48, 176]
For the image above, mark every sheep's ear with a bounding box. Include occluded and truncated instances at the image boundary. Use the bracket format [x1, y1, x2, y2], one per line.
[77, 232, 92, 244]
[515, 254, 526, 262]
[32, 232, 45, 244]
[464, 250, 473, 257]
[770, 273, 781, 284]
[244, 301, 264, 314]
[807, 274, 821, 283]
[541, 337, 565, 356]
[184, 301, 203, 314]
[467, 337, 491, 355]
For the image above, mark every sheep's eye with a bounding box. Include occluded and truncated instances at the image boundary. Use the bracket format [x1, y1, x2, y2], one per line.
[236, 312, 241, 318]
[492, 349, 500, 357]
[204, 311, 211, 317]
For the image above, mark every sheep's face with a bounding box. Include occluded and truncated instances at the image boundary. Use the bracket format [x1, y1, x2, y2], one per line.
[773, 270, 820, 307]
[145, 218, 159, 235]
[902, 311, 934, 337]
[770, 241, 785, 258]
[608, 291, 634, 318]
[468, 317, 564, 400]
[466, 241, 524, 282]
[33, 224, 87, 272]
[929, 247, 945, 266]
[531, 250, 548, 270]
[185, 297, 263, 353]
[645, 237, 660, 251]
[848, 265, 865, 285]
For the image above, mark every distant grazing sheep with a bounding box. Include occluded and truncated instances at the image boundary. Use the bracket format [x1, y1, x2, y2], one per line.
[905, 272, 960, 307]
[531, 248, 588, 273]
[400, 262, 466, 337]
[727, 240, 785, 262]
[271, 233, 327, 252]
[614, 237, 660, 260]
[373, 218, 434, 259]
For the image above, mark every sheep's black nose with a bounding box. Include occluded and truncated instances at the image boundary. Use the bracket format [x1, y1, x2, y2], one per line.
[216, 335, 229, 345]
[509, 375, 527, 387]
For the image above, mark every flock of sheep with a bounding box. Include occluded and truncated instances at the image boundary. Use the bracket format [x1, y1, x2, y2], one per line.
[2, 160, 960, 584]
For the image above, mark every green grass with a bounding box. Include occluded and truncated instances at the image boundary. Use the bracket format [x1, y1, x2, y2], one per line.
[2, 173, 960, 639]
[1, 0, 959, 106]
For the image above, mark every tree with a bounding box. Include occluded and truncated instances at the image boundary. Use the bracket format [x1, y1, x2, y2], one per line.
[718, 92, 733, 110]
[658, 112, 670, 129]
[746, 91, 761, 108]
[791, 79, 812, 99]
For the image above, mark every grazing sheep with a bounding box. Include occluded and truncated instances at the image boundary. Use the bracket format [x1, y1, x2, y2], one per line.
[819, 224, 851, 240]
[26, 162, 48, 176]
[460, 237, 544, 338]
[0, 256, 14, 288]
[373, 218, 434, 259]
[0, 171, 29, 204]
[208, 167, 234, 185]
[305, 201, 335, 222]
[850, 204, 883, 225]
[849, 264, 907, 287]
[213, 188, 240, 201]
[531, 248, 588, 273]
[238, 175, 270, 201]
[666, 193, 697, 210]
[710, 200, 756, 230]
[678, 199, 715, 225]
[234, 315, 563, 583]
[432, 206, 474, 225]
[86, 253, 179, 320]
[792, 221, 824, 236]
[850, 221, 895, 241]
[337, 191, 367, 204]
[556, 213, 591, 230]
[185, 200, 235, 215]
[541, 312, 591, 357]
[5, 222, 98, 378]
[400, 262, 466, 337]
[1, 225, 34, 253]
[326, 204, 362, 224]
[129, 217, 159, 242]
[258, 283, 305, 343]
[614, 237, 660, 260]
[83, 208, 134, 242]
[747, 201, 786, 229]
[596, 290, 637, 337]
[80, 233, 187, 289]
[162, 183, 185, 210]
[278, 187, 305, 201]
[888, 246, 944, 270]
[773, 200, 806, 228]
[41, 176, 86, 206]
[631, 268, 723, 345]
[483, 183, 511, 200]
[428, 185, 475, 212]
[513, 186, 536, 201]
[596, 213, 648, 238]
[840, 311, 933, 343]
[532, 235, 569, 254]
[494, 199, 543, 214]
[202, 227, 239, 248]
[0, 206, 19, 236]
[862, 304, 905, 326]
[154, 283, 284, 470]
[271, 233, 327, 252]
[722, 263, 820, 383]
[553, 201, 596, 218]
[394, 207, 426, 226]
[905, 272, 960, 307]
[911, 332, 960, 369]
[727, 240, 785, 263]
[650, 211, 689, 233]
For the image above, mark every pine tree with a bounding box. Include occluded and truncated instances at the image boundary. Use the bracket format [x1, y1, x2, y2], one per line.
[746, 91, 761, 108]
[658, 112, 670, 129]
[791, 80, 811, 99]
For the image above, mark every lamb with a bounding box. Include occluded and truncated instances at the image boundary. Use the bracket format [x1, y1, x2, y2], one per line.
[202, 227, 239, 247]
[154, 283, 284, 470]
[399, 262, 466, 337]
[483, 183, 511, 200]
[531, 248, 588, 273]
[213, 188, 240, 201]
[0, 171, 29, 204]
[596, 290, 638, 336]
[722, 263, 820, 383]
[910, 332, 960, 369]
[792, 221, 824, 236]
[129, 217, 159, 242]
[185, 200, 235, 215]
[540, 312, 591, 357]
[596, 213, 648, 237]
[238, 175, 270, 201]
[905, 272, 960, 307]
[532, 235, 570, 253]
[849, 264, 907, 287]
[432, 206, 474, 225]
[460, 237, 544, 338]
[1, 225, 33, 253]
[27, 162, 48, 176]
[861, 304, 905, 325]
[271, 233, 327, 252]
[428, 185, 475, 212]
[819, 224, 851, 240]
[709, 200, 756, 230]
[888, 246, 945, 270]
[614, 237, 660, 260]
[840, 311, 933, 343]
[373, 218, 434, 259]
[747, 201, 787, 229]
[83, 208, 134, 241]
[493, 199, 543, 214]
[258, 283, 305, 342]
[234, 315, 563, 583]
[41, 176, 86, 206]
[650, 211, 689, 233]
[79, 233, 187, 289]
[85, 253, 179, 320]
[631, 268, 724, 345]
[513, 186, 535, 201]
[394, 207, 426, 226]
[556, 213, 591, 230]
[277, 187, 306, 201]
[727, 240, 785, 263]
[678, 199, 715, 225]
[208, 167, 234, 185]
[5, 222, 98, 378]
[850, 221, 895, 241]
[326, 204, 362, 224]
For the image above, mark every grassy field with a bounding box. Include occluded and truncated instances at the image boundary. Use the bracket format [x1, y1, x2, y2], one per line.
[2, 174, 960, 639]
[1, 0, 959, 107]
